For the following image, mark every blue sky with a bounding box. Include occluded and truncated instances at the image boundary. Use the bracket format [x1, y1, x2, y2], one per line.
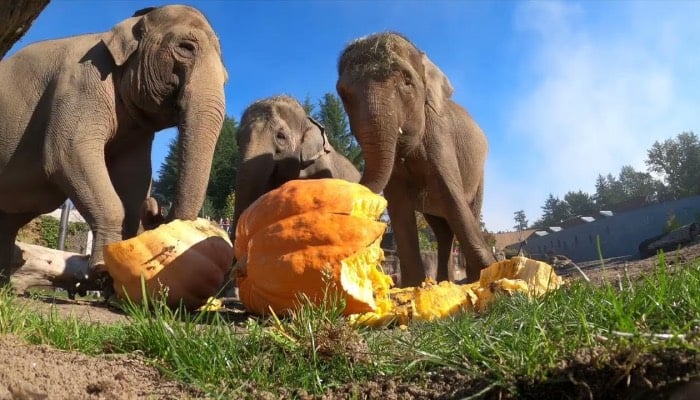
[9, 1, 700, 232]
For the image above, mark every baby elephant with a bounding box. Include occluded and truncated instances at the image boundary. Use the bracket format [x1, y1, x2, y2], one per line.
[232, 95, 360, 239]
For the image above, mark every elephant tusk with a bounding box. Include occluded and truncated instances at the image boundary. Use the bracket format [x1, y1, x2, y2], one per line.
[398, 127, 403, 135]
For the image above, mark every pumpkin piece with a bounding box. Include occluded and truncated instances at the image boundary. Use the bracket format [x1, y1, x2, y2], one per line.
[104, 218, 233, 309]
[236, 211, 391, 316]
[234, 178, 387, 260]
[351, 256, 562, 327]
[412, 280, 478, 321]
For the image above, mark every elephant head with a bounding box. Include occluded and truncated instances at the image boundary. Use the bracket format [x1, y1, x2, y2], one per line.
[336, 32, 453, 193]
[233, 95, 333, 231]
[103, 5, 228, 221]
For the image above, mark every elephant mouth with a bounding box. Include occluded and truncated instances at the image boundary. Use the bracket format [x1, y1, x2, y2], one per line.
[299, 150, 325, 169]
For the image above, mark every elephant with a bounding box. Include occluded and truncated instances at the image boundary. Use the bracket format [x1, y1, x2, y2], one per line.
[336, 32, 496, 286]
[232, 95, 360, 241]
[0, 5, 228, 287]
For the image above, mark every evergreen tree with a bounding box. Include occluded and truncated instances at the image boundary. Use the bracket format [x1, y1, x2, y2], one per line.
[564, 190, 596, 216]
[152, 138, 179, 211]
[513, 210, 528, 231]
[594, 173, 625, 209]
[646, 131, 700, 198]
[206, 116, 239, 214]
[314, 93, 364, 171]
[153, 116, 239, 218]
[301, 94, 315, 115]
[532, 194, 571, 228]
[617, 165, 661, 199]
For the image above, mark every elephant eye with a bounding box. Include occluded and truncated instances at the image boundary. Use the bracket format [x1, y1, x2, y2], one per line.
[175, 40, 197, 57]
[275, 131, 287, 141]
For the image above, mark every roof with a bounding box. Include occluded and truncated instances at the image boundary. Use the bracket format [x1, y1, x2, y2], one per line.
[493, 229, 536, 250]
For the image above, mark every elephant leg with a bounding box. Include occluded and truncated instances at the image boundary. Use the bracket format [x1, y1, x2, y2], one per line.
[55, 156, 125, 274]
[424, 214, 454, 282]
[431, 159, 495, 283]
[384, 181, 425, 287]
[0, 211, 40, 284]
[109, 140, 154, 239]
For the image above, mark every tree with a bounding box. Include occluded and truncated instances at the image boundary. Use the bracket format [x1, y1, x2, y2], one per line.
[153, 117, 239, 218]
[646, 131, 700, 198]
[513, 210, 528, 231]
[152, 138, 179, 210]
[618, 165, 661, 199]
[564, 190, 596, 216]
[415, 212, 437, 250]
[314, 93, 364, 171]
[594, 173, 625, 209]
[301, 94, 315, 115]
[0, 0, 49, 60]
[206, 117, 239, 214]
[221, 192, 236, 221]
[532, 194, 571, 228]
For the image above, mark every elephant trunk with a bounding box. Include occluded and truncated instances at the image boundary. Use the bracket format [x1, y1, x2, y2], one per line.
[168, 81, 226, 221]
[355, 111, 398, 194]
[231, 152, 275, 238]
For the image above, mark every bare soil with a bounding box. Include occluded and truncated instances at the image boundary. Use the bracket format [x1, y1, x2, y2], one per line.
[4, 235, 700, 399]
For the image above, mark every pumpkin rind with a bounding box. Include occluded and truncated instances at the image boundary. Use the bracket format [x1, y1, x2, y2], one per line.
[234, 179, 393, 316]
[234, 178, 387, 260]
[104, 218, 233, 309]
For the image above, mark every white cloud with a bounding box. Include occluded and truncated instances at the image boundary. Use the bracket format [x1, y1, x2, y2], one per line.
[483, 1, 700, 232]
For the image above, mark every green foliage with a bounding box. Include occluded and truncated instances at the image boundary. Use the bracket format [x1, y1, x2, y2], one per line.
[199, 196, 215, 219]
[68, 221, 89, 236]
[152, 138, 179, 210]
[314, 93, 364, 171]
[415, 212, 437, 250]
[38, 216, 59, 249]
[532, 194, 571, 228]
[646, 131, 700, 198]
[594, 166, 663, 210]
[564, 190, 596, 216]
[513, 210, 528, 231]
[221, 192, 236, 221]
[301, 94, 315, 115]
[206, 116, 239, 215]
[153, 117, 239, 219]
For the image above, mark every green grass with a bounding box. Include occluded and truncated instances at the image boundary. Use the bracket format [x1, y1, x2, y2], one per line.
[2, 254, 700, 398]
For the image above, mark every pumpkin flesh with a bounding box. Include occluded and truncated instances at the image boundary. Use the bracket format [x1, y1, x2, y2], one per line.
[104, 218, 233, 309]
[234, 179, 392, 316]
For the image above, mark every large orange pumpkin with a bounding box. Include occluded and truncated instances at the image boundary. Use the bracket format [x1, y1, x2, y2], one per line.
[104, 218, 233, 309]
[234, 179, 393, 316]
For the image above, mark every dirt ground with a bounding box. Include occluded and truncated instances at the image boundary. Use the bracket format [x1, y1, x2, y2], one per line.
[3, 242, 700, 399]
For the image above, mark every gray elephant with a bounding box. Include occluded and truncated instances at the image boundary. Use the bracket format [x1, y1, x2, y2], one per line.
[232, 95, 360, 240]
[336, 32, 495, 286]
[0, 5, 228, 286]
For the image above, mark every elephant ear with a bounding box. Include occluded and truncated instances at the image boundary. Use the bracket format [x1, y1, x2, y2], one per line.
[422, 53, 454, 116]
[307, 116, 332, 153]
[103, 13, 147, 66]
[300, 117, 330, 167]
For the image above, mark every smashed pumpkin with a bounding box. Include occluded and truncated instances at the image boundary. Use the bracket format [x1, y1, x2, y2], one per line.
[352, 256, 562, 327]
[104, 218, 233, 309]
[233, 179, 563, 326]
[234, 179, 393, 316]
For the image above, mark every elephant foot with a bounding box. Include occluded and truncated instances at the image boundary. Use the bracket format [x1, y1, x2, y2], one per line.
[8, 242, 115, 299]
[61, 265, 112, 299]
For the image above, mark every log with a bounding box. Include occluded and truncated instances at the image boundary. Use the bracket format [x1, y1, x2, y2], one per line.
[0, 0, 50, 60]
[9, 242, 104, 296]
